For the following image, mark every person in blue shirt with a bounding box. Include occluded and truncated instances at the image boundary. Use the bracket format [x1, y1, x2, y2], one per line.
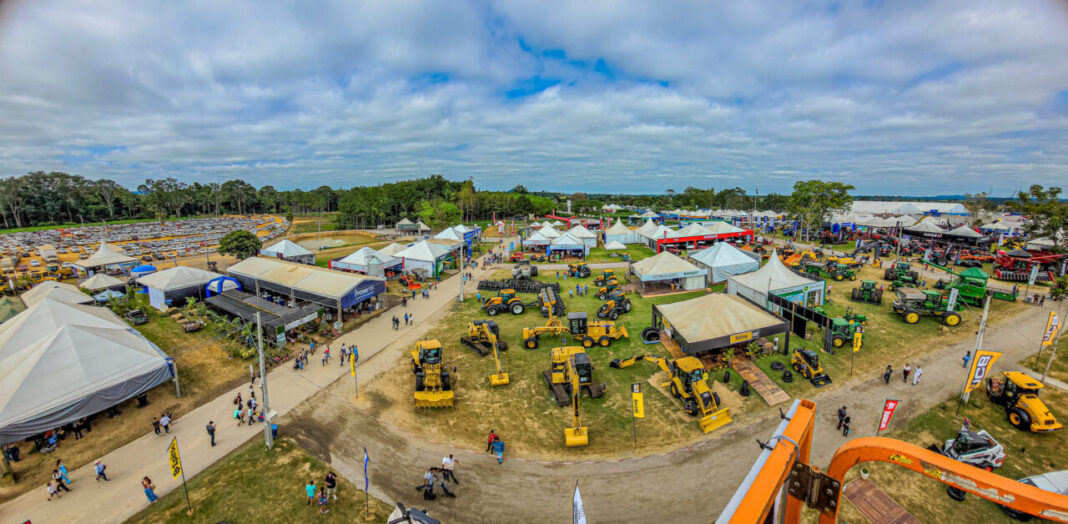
[491, 437, 505, 465]
[305, 480, 316, 505]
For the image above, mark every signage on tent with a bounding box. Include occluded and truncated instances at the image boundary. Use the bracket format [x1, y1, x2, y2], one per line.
[878, 399, 900, 433]
[730, 331, 754, 344]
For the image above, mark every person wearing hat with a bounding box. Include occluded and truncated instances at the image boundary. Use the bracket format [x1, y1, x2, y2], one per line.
[94, 459, 108, 481]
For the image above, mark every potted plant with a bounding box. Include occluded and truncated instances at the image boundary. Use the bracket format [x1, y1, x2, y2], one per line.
[860, 468, 870, 480]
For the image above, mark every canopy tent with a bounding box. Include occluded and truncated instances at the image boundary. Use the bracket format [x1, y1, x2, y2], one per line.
[260, 239, 315, 265]
[548, 232, 589, 257]
[395, 217, 417, 231]
[690, 242, 761, 285]
[567, 224, 598, 248]
[204, 276, 242, 296]
[227, 256, 386, 318]
[434, 227, 464, 242]
[727, 251, 825, 310]
[669, 223, 712, 238]
[904, 221, 945, 238]
[415, 221, 432, 232]
[330, 246, 401, 277]
[22, 281, 95, 308]
[980, 222, 1012, 232]
[0, 296, 172, 443]
[604, 219, 640, 245]
[634, 220, 659, 238]
[378, 242, 409, 257]
[394, 240, 454, 278]
[73, 243, 136, 273]
[551, 220, 566, 227]
[851, 201, 968, 215]
[93, 289, 126, 303]
[538, 225, 562, 239]
[80, 273, 125, 292]
[137, 266, 227, 311]
[1026, 237, 1056, 250]
[651, 293, 789, 355]
[130, 265, 157, 279]
[945, 225, 983, 239]
[605, 240, 627, 251]
[630, 251, 707, 292]
[523, 229, 552, 247]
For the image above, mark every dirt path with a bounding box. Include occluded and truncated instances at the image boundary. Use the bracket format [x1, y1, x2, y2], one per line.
[287, 302, 1054, 523]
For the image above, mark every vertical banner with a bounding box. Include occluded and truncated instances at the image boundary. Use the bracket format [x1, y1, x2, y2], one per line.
[964, 350, 1003, 393]
[573, 482, 587, 524]
[947, 288, 959, 312]
[1043, 312, 1060, 346]
[852, 331, 863, 353]
[877, 399, 900, 434]
[631, 384, 644, 418]
[167, 437, 182, 479]
[1029, 264, 1040, 286]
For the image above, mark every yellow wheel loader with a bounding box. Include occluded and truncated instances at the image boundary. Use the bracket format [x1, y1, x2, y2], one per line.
[410, 339, 454, 408]
[610, 354, 732, 433]
[562, 354, 589, 447]
[545, 346, 605, 406]
[522, 310, 629, 349]
[987, 372, 1062, 432]
[460, 320, 508, 357]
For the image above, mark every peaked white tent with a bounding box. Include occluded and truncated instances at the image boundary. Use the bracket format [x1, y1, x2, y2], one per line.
[567, 225, 598, 248]
[395, 240, 453, 277]
[74, 243, 136, 273]
[670, 223, 712, 238]
[21, 281, 94, 307]
[378, 243, 409, 256]
[604, 219, 639, 245]
[635, 220, 659, 238]
[434, 227, 464, 241]
[80, 273, 125, 292]
[705, 221, 746, 235]
[605, 240, 626, 251]
[260, 239, 316, 264]
[728, 251, 825, 310]
[523, 229, 552, 247]
[549, 232, 589, 257]
[690, 242, 761, 285]
[0, 296, 172, 443]
[331, 246, 401, 277]
[137, 266, 229, 311]
[630, 251, 707, 292]
[538, 225, 562, 239]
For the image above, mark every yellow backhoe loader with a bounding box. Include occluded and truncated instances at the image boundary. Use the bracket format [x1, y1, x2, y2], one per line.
[460, 320, 508, 357]
[610, 354, 732, 433]
[410, 339, 454, 408]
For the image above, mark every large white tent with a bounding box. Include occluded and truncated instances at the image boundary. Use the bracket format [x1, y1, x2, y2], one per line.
[728, 251, 825, 310]
[74, 243, 136, 274]
[331, 246, 401, 277]
[137, 266, 230, 311]
[690, 242, 761, 285]
[630, 251, 707, 292]
[395, 240, 453, 277]
[605, 240, 627, 251]
[0, 295, 172, 443]
[260, 239, 316, 265]
[21, 281, 94, 307]
[567, 224, 598, 248]
[604, 219, 640, 245]
[79, 273, 125, 292]
[378, 242, 410, 256]
[549, 232, 589, 257]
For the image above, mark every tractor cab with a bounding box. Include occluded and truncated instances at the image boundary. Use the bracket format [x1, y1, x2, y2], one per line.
[499, 289, 517, 303]
[572, 351, 595, 384]
[798, 349, 820, 369]
[568, 263, 591, 278]
[416, 340, 443, 365]
[921, 290, 949, 309]
[604, 289, 626, 302]
[593, 269, 615, 286]
[942, 421, 1006, 469]
[987, 371, 1063, 432]
[672, 357, 705, 394]
[567, 312, 589, 336]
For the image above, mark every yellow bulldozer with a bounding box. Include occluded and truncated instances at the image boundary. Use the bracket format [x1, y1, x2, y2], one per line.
[522, 310, 629, 349]
[460, 320, 508, 357]
[545, 346, 605, 406]
[561, 353, 589, 447]
[610, 354, 732, 433]
[410, 339, 455, 408]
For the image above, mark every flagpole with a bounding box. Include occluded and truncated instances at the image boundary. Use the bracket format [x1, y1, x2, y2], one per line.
[1033, 310, 1055, 367]
[573, 479, 579, 524]
[1042, 302, 1066, 383]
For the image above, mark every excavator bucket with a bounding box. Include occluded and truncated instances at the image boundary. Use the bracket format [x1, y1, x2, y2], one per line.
[564, 427, 589, 447]
[699, 407, 733, 433]
[489, 372, 510, 386]
[413, 390, 454, 408]
[809, 373, 832, 388]
[616, 325, 629, 339]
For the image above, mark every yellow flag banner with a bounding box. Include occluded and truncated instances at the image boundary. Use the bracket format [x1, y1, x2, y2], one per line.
[1042, 312, 1059, 347]
[631, 384, 645, 419]
[167, 437, 182, 480]
[350, 352, 356, 377]
[964, 350, 1003, 393]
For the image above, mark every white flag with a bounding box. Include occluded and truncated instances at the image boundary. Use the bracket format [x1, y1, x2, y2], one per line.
[573, 484, 587, 524]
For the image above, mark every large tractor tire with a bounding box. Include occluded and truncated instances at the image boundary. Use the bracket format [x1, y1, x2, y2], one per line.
[598, 336, 611, 347]
[597, 293, 607, 300]
[525, 337, 539, 349]
[441, 371, 452, 391]
[582, 337, 595, 348]
[835, 273, 844, 281]
[905, 312, 920, 324]
[486, 306, 499, 316]
[684, 400, 699, 416]
[624, 300, 632, 312]
[943, 313, 961, 327]
[849, 274, 857, 281]
[712, 392, 722, 407]
[883, 269, 893, 280]
[1008, 408, 1031, 431]
[415, 372, 426, 391]
[531, 266, 539, 276]
[873, 289, 883, 304]
[851, 288, 860, 301]
[832, 336, 844, 348]
[609, 310, 619, 320]
[640, 327, 660, 342]
[579, 268, 591, 278]
[510, 303, 525, 315]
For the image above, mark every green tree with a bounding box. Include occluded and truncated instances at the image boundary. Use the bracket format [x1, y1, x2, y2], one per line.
[511, 184, 528, 194]
[1009, 185, 1066, 252]
[217, 230, 262, 260]
[788, 180, 855, 241]
[963, 192, 989, 227]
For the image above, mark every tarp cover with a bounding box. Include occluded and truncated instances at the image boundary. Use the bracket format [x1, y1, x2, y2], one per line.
[690, 242, 760, 283]
[0, 296, 172, 443]
[655, 293, 787, 349]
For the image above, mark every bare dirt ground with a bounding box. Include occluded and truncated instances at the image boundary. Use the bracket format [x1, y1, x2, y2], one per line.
[284, 292, 1053, 523]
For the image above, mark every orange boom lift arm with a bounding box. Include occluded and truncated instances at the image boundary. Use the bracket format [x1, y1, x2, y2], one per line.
[718, 399, 1068, 523]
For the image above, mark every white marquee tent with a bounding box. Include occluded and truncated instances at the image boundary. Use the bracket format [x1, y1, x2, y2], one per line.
[137, 266, 231, 311]
[728, 251, 825, 310]
[690, 242, 761, 285]
[567, 224, 598, 248]
[260, 239, 316, 265]
[604, 219, 640, 245]
[630, 251, 707, 292]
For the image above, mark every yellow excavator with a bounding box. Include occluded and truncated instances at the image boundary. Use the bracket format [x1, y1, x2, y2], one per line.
[522, 310, 629, 349]
[563, 354, 589, 447]
[410, 339, 454, 408]
[545, 346, 605, 406]
[489, 331, 509, 387]
[610, 354, 732, 433]
[460, 320, 508, 357]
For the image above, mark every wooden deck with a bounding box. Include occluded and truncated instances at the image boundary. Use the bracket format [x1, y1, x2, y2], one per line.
[843, 478, 920, 524]
[658, 331, 721, 369]
[730, 357, 791, 407]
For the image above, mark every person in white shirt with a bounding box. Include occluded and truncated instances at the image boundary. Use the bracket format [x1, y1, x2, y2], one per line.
[441, 455, 458, 483]
[912, 366, 923, 385]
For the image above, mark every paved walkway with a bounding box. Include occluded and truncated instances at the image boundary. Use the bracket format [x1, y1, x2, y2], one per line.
[0, 241, 510, 524]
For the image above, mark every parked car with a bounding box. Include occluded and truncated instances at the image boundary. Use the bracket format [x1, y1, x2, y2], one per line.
[123, 309, 149, 325]
[1000, 469, 1068, 521]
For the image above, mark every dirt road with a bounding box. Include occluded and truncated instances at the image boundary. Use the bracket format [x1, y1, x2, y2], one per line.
[287, 302, 1055, 523]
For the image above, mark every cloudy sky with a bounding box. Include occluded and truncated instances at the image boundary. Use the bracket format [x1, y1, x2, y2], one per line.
[1, 1, 1067, 195]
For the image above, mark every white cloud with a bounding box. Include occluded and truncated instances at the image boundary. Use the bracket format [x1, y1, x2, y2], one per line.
[0, 0, 1066, 195]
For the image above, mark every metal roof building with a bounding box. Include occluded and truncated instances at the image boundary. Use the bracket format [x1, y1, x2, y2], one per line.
[227, 256, 385, 319]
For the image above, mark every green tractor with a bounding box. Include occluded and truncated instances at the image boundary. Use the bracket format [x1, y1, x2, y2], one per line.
[850, 280, 883, 305]
[801, 260, 856, 281]
[928, 262, 1018, 306]
[812, 306, 867, 349]
[891, 288, 962, 327]
[883, 260, 919, 283]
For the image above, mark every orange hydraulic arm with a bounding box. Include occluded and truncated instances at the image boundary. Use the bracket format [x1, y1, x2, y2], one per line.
[718, 399, 1068, 524]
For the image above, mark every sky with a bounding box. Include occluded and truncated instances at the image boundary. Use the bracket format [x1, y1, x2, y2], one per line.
[1, 1, 1067, 196]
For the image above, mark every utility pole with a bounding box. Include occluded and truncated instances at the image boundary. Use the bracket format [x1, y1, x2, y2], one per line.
[256, 312, 273, 448]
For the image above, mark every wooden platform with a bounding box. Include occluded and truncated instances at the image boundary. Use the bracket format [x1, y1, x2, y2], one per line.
[730, 357, 791, 407]
[843, 478, 919, 524]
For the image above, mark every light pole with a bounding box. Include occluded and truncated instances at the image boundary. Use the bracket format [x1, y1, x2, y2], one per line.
[256, 312, 273, 448]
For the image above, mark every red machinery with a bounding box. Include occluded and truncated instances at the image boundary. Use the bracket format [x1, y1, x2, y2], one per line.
[994, 249, 1063, 282]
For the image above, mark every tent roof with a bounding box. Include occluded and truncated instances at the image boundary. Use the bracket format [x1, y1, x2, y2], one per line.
[639, 210, 660, 218]
[551, 220, 566, 227]
[395, 240, 452, 262]
[261, 239, 314, 258]
[631, 251, 703, 278]
[79, 242, 136, 268]
[605, 219, 631, 235]
[538, 225, 562, 238]
[396, 218, 414, 226]
[656, 293, 786, 343]
[670, 223, 712, 238]
[227, 257, 382, 300]
[980, 222, 1011, 231]
[905, 221, 945, 234]
[415, 221, 431, 231]
[550, 232, 585, 246]
[635, 220, 659, 237]
[137, 266, 223, 291]
[337, 246, 399, 267]
[433, 228, 464, 241]
[21, 282, 94, 307]
[946, 225, 982, 238]
[378, 243, 409, 256]
[567, 224, 597, 239]
[643, 224, 675, 239]
[605, 240, 627, 250]
[729, 250, 819, 291]
[691, 242, 761, 267]
[80, 273, 125, 291]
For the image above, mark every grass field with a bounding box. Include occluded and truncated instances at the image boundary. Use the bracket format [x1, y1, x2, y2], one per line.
[835, 387, 1068, 523]
[290, 212, 340, 234]
[128, 438, 392, 523]
[584, 245, 654, 263]
[1025, 323, 1068, 383]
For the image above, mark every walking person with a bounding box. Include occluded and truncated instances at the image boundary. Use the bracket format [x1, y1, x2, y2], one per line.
[836, 406, 847, 431]
[318, 486, 330, 514]
[883, 365, 892, 384]
[963, 350, 972, 369]
[324, 472, 338, 501]
[442, 454, 459, 483]
[52, 469, 72, 492]
[902, 362, 912, 383]
[235, 406, 245, 426]
[912, 366, 924, 385]
[491, 437, 505, 464]
[151, 417, 161, 436]
[159, 413, 172, 434]
[434, 468, 455, 498]
[47, 480, 60, 501]
[486, 430, 498, 452]
[142, 476, 158, 504]
[419, 468, 435, 500]
[206, 421, 216, 446]
[305, 480, 317, 505]
[56, 459, 71, 485]
[94, 460, 109, 481]
[404, 313, 409, 326]
[842, 416, 851, 436]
